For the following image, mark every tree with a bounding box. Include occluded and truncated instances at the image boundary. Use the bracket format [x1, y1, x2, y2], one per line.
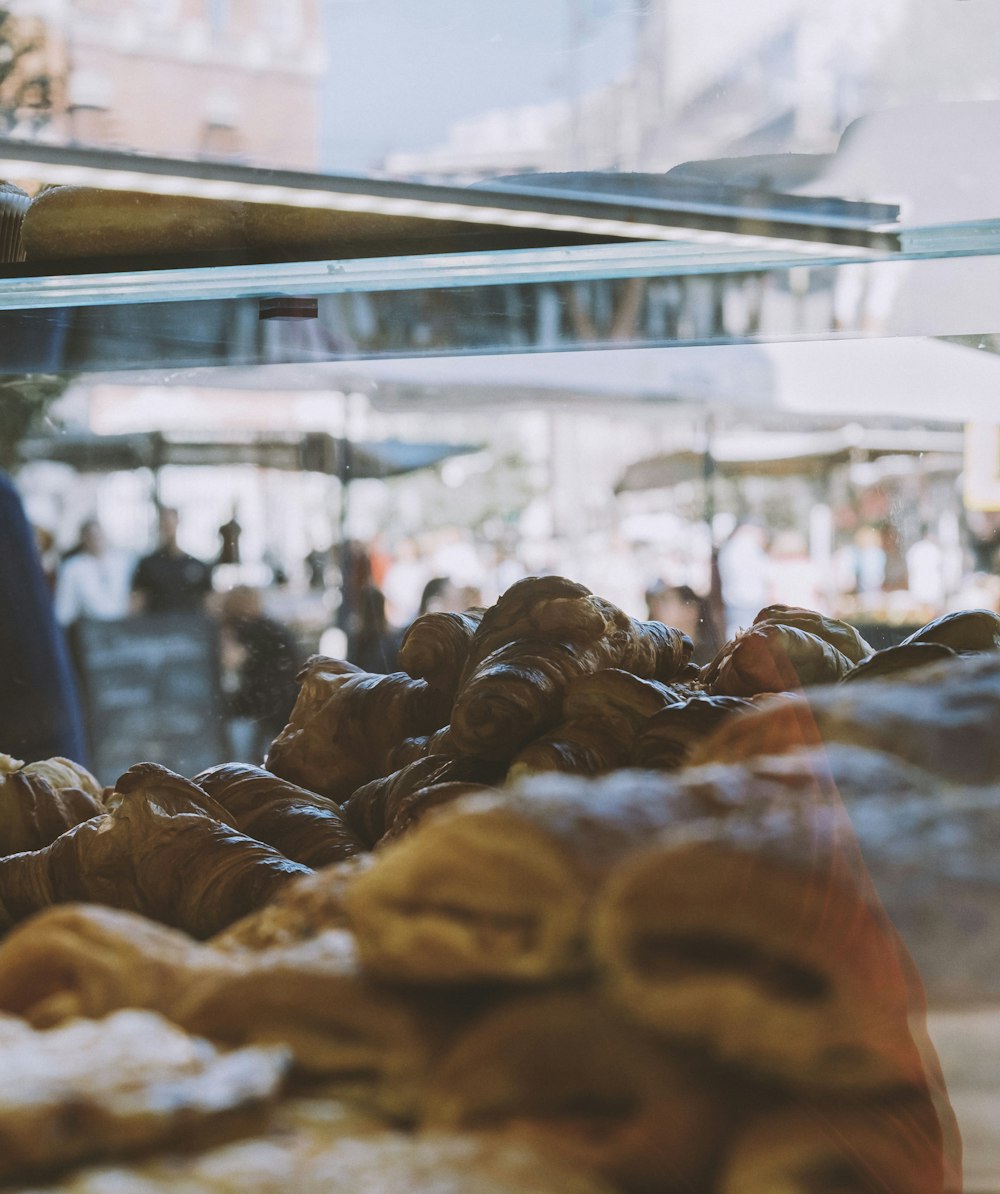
[0, 6, 53, 134]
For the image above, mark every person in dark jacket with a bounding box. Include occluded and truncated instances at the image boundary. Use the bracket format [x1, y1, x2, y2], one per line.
[0, 471, 88, 763]
[219, 586, 302, 761]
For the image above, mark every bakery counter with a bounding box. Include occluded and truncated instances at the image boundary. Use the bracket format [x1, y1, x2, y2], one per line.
[0, 581, 997, 1190]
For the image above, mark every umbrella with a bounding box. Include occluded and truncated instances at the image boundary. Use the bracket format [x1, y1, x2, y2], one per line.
[615, 426, 965, 492]
[16, 431, 482, 479]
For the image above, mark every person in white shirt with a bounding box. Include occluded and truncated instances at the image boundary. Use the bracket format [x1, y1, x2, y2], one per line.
[54, 519, 134, 627]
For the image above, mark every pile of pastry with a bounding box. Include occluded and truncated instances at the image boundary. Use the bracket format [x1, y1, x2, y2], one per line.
[0, 575, 994, 1191]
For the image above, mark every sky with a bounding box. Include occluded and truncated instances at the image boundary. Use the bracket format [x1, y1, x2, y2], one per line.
[318, 0, 639, 172]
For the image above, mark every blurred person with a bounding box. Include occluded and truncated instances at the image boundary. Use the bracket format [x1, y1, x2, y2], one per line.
[131, 505, 213, 615]
[417, 575, 463, 617]
[716, 521, 771, 637]
[54, 518, 133, 627]
[852, 525, 887, 598]
[218, 585, 302, 763]
[347, 583, 403, 674]
[0, 471, 87, 764]
[766, 529, 821, 612]
[645, 580, 722, 666]
[906, 528, 946, 612]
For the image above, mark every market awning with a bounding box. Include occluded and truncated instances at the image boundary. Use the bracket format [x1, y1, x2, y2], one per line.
[615, 426, 965, 491]
[16, 431, 482, 479]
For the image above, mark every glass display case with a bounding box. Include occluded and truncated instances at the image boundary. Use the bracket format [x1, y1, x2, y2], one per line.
[1, 3, 999, 1191]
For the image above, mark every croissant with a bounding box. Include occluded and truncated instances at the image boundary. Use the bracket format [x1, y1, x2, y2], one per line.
[0, 899, 452, 1123]
[842, 641, 956, 683]
[630, 694, 754, 770]
[0, 903, 235, 1027]
[718, 1095, 952, 1194]
[339, 754, 505, 848]
[706, 623, 854, 697]
[0, 753, 104, 857]
[266, 656, 451, 802]
[450, 636, 627, 761]
[899, 607, 1000, 654]
[459, 575, 608, 681]
[398, 608, 484, 700]
[508, 670, 683, 778]
[591, 786, 926, 1093]
[751, 604, 874, 664]
[345, 770, 717, 983]
[0, 763, 310, 938]
[422, 990, 727, 1194]
[379, 781, 498, 847]
[0, 1008, 288, 1184]
[211, 854, 377, 950]
[691, 651, 1000, 785]
[589, 596, 694, 682]
[193, 763, 365, 868]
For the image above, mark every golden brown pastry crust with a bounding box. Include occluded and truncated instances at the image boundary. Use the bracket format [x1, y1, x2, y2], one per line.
[629, 694, 753, 770]
[422, 990, 727, 1194]
[706, 623, 855, 697]
[591, 786, 926, 1093]
[345, 770, 713, 983]
[0, 764, 310, 938]
[842, 641, 956, 684]
[692, 651, 1000, 784]
[210, 855, 376, 951]
[194, 763, 364, 868]
[21, 185, 247, 261]
[508, 670, 684, 778]
[718, 1095, 952, 1194]
[752, 604, 875, 664]
[0, 753, 104, 857]
[339, 755, 505, 848]
[398, 609, 485, 701]
[265, 657, 451, 802]
[900, 607, 1000, 653]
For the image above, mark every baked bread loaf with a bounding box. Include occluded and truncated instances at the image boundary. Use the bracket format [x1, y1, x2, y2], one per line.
[0, 752, 104, 856]
[194, 763, 364, 867]
[266, 657, 451, 802]
[21, 185, 247, 261]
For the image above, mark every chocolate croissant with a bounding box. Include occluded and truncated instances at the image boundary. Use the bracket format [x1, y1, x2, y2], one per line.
[592, 795, 926, 1094]
[706, 623, 854, 697]
[266, 656, 451, 802]
[422, 990, 727, 1194]
[509, 670, 683, 778]
[398, 608, 485, 701]
[0, 763, 310, 938]
[345, 770, 715, 983]
[193, 763, 365, 868]
[0, 753, 104, 857]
